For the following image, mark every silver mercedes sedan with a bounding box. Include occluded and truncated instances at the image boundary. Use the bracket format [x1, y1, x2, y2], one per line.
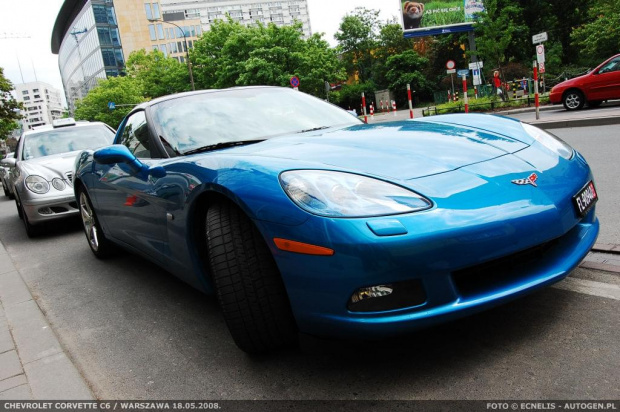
[2, 119, 115, 237]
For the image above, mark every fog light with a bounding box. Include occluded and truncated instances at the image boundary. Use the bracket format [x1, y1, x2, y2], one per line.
[351, 285, 393, 303]
[348, 280, 427, 312]
[38, 207, 53, 215]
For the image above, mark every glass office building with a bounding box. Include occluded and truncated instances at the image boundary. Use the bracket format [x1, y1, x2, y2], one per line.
[52, 0, 125, 114]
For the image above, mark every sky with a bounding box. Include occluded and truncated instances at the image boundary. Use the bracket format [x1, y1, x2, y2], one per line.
[0, 0, 400, 106]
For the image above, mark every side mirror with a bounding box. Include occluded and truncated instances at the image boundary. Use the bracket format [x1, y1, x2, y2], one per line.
[1, 158, 16, 167]
[93, 145, 137, 166]
[93, 145, 166, 179]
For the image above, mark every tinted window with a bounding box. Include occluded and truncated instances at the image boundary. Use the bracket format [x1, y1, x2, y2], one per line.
[22, 125, 115, 160]
[120, 111, 151, 158]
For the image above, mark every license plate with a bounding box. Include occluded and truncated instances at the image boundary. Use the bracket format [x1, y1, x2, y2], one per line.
[573, 181, 598, 217]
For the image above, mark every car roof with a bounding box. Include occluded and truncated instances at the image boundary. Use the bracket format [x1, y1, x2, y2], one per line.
[22, 121, 110, 136]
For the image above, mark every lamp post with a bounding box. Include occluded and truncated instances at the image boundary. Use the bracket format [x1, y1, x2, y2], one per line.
[148, 19, 195, 91]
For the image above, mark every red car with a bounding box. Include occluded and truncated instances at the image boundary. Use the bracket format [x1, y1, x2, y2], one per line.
[550, 53, 620, 110]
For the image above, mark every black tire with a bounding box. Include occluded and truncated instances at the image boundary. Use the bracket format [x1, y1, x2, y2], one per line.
[3, 184, 9, 197]
[205, 201, 298, 354]
[15, 197, 23, 219]
[18, 197, 39, 238]
[563, 90, 585, 111]
[78, 187, 115, 258]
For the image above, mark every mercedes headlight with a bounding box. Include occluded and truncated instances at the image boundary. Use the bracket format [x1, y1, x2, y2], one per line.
[280, 170, 432, 217]
[522, 122, 573, 160]
[25, 175, 50, 194]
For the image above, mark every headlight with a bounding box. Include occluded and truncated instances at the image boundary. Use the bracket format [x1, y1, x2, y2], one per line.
[51, 178, 66, 191]
[280, 170, 432, 217]
[522, 122, 573, 160]
[25, 175, 50, 194]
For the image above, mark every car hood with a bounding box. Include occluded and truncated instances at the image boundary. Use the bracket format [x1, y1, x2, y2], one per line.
[230, 120, 530, 180]
[20, 151, 80, 179]
[553, 73, 588, 90]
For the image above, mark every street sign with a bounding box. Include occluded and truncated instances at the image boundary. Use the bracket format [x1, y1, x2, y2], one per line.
[107, 102, 116, 110]
[457, 69, 469, 77]
[468, 61, 483, 70]
[446, 69, 456, 74]
[539, 62, 546, 74]
[472, 69, 482, 86]
[532, 32, 548, 44]
[536, 44, 545, 64]
[446, 60, 456, 70]
[290, 76, 300, 88]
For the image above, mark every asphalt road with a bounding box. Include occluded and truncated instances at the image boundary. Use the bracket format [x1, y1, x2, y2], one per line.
[0, 124, 618, 400]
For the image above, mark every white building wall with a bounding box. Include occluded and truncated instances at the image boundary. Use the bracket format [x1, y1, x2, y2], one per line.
[14, 82, 66, 130]
[160, 0, 312, 38]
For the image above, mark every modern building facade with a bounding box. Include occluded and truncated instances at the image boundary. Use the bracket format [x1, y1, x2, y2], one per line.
[52, 0, 201, 113]
[13, 82, 65, 130]
[161, 0, 312, 37]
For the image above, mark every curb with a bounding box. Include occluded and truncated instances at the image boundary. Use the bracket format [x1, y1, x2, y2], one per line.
[0, 241, 93, 400]
[529, 115, 620, 130]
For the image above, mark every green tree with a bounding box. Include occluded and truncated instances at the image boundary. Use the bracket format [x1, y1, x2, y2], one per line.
[74, 76, 146, 129]
[474, 0, 528, 82]
[385, 50, 432, 106]
[571, 0, 620, 65]
[125, 49, 191, 98]
[334, 8, 381, 83]
[0, 68, 23, 140]
[191, 18, 344, 96]
[373, 23, 416, 90]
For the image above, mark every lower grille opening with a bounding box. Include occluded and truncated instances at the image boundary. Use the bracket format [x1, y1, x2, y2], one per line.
[50, 206, 69, 213]
[68, 201, 78, 209]
[452, 238, 559, 299]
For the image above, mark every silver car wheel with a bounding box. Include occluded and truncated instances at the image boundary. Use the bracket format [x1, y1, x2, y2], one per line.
[79, 192, 99, 252]
[565, 93, 581, 109]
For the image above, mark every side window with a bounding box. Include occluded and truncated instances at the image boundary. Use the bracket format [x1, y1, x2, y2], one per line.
[120, 111, 151, 158]
[599, 58, 620, 74]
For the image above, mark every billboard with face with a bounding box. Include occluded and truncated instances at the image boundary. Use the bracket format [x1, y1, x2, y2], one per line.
[400, 0, 484, 37]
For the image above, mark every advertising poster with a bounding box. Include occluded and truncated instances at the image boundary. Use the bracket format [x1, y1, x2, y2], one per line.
[400, 0, 484, 37]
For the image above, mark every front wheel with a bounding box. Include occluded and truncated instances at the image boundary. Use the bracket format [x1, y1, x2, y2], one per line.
[78, 188, 115, 258]
[205, 201, 298, 354]
[563, 90, 585, 110]
[18, 197, 39, 238]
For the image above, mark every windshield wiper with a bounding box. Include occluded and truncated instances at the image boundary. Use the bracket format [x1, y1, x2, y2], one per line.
[182, 140, 264, 156]
[297, 126, 330, 134]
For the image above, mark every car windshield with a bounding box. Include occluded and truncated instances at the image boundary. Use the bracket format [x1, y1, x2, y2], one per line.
[151, 87, 361, 155]
[22, 125, 115, 160]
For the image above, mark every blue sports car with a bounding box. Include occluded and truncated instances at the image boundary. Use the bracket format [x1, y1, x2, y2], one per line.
[74, 86, 599, 353]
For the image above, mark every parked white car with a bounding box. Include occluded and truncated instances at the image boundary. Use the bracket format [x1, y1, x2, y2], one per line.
[1, 119, 115, 237]
[1, 152, 15, 198]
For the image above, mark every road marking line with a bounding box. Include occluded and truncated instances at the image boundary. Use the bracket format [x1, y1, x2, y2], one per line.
[552, 276, 620, 301]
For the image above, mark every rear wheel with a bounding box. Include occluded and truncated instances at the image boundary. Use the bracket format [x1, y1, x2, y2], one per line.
[205, 201, 298, 354]
[78, 188, 115, 258]
[563, 90, 585, 110]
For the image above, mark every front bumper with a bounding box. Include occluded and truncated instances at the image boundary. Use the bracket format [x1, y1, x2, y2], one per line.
[268, 213, 597, 339]
[21, 192, 79, 224]
[549, 89, 563, 104]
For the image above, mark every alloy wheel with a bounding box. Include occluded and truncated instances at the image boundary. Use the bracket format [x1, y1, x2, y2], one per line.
[80, 192, 99, 251]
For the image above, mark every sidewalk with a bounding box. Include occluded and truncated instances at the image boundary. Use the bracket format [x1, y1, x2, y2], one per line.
[368, 100, 620, 129]
[0, 240, 93, 400]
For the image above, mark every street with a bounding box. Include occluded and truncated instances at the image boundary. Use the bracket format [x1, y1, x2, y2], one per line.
[0, 123, 618, 400]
